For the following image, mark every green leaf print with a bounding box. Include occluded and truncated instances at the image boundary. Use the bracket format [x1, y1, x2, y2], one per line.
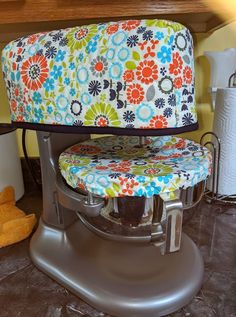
[132, 51, 141, 61]
[125, 61, 136, 70]
[105, 188, 115, 197]
[145, 19, 184, 32]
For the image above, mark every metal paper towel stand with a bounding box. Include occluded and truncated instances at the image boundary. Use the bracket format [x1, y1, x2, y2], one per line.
[200, 132, 236, 205]
[201, 72, 236, 205]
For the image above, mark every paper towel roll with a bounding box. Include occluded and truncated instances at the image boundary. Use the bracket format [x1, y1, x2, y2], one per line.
[208, 88, 236, 195]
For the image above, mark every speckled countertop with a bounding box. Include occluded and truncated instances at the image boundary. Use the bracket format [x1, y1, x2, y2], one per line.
[1, 181, 236, 317]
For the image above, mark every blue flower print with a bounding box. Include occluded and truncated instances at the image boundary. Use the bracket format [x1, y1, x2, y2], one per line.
[86, 40, 97, 53]
[112, 31, 127, 46]
[136, 176, 146, 183]
[137, 26, 146, 34]
[136, 103, 154, 122]
[64, 77, 70, 85]
[43, 78, 55, 91]
[155, 31, 164, 40]
[160, 67, 166, 76]
[98, 23, 106, 31]
[176, 90, 181, 107]
[146, 182, 161, 196]
[59, 37, 68, 46]
[78, 53, 84, 62]
[45, 46, 57, 59]
[56, 95, 69, 111]
[47, 106, 53, 114]
[163, 107, 172, 118]
[182, 113, 194, 126]
[69, 62, 76, 70]
[70, 88, 76, 96]
[28, 43, 40, 56]
[167, 35, 174, 46]
[26, 105, 31, 112]
[143, 30, 153, 41]
[109, 62, 123, 80]
[32, 92, 42, 105]
[109, 173, 121, 179]
[93, 187, 105, 196]
[118, 47, 130, 61]
[50, 65, 62, 80]
[155, 98, 165, 109]
[135, 188, 147, 197]
[34, 108, 43, 121]
[157, 46, 172, 63]
[127, 35, 139, 48]
[70, 166, 86, 174]
[85, 174, 95, 184]
[55, 50, 66, 62]
[97, 176, 110, 188]
[157, 175, 173, 184]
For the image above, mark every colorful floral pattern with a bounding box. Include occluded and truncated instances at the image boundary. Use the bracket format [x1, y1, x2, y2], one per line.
[2, 19, 196, 130]
[59, 136, 212, 198]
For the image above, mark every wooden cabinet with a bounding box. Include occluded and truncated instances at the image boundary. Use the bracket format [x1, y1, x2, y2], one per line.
[0, 0, 229, 41]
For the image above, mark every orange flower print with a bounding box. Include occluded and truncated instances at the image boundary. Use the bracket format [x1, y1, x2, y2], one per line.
[150, 39, 159, 49]
[119, 177, 128, 186]
[121, 20, 140, 31]
[149, 115, 168, 129]
[173, 77, 182, 89]
[122, 185, 133, 195]
[130, 179, 138, 188]
[144, 168, 160, 175]
[10, 100, 17, 112]
[120, 178, 138, 195]
[175, 139, 186, 149]
[21, 55, 49, 91]
[144, 46, 155, 59]
[123, 70, 134, 82]
[96, 166, 108, 170]
[136, 60, 158, 84]
[77, 182, 86, 192]
[152, 153, 182, 160]
[110, 162, 131, 173]
[16, 115, 24, 122]
[169, 52, 183, 76]
[96, 116, 108, 127]
[17, 48, 23, 55]
[27, 34, 40, 44]
[12, 62, 17, 71]
[106, 24, 119, 35]
[183, 66, 192, 84]
[113, 166, 130, 173]
[69, 144, 101, 155]
[90, 56, 108, 77]
[138, 41, 148, 51]
[127, 83, 144, 105]
[122, 184, 133, 196]
[120, 160, 131, 167]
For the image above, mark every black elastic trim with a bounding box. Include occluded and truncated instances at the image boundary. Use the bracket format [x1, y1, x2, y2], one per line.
[11, 121, 199, 136]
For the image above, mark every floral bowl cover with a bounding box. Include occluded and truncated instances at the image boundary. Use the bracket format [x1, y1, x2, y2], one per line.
[59, 136, 212, 198]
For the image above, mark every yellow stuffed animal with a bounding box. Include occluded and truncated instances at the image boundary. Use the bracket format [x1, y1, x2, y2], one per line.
[0, 186, 36, 248]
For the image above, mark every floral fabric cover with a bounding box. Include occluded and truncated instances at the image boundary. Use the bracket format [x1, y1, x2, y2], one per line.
[2, 19, 197, 132]
[59, 136, 212, 198]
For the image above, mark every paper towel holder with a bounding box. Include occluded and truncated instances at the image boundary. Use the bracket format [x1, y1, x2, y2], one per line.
[201, 132, 236, 206]
[204, 48, 236, 111]
[228, 71, 236, 88]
